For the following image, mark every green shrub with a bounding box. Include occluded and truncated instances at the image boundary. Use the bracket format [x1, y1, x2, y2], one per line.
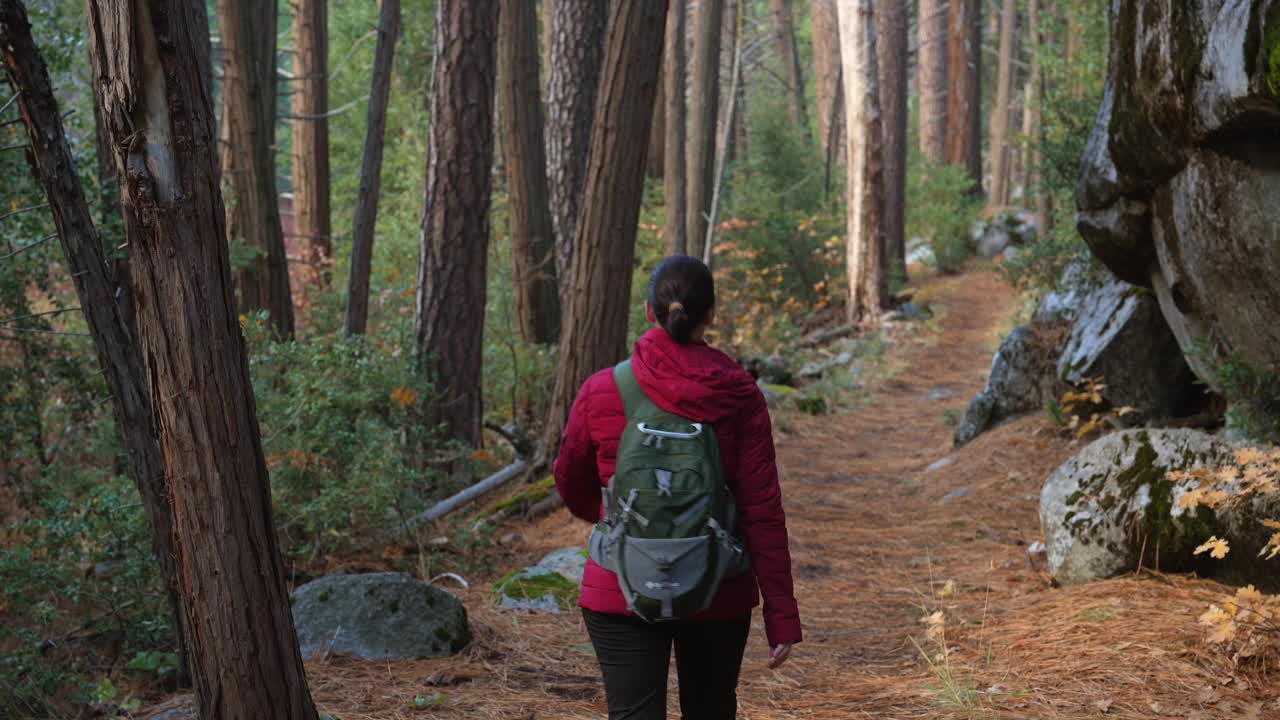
[906, 155, 980, 275]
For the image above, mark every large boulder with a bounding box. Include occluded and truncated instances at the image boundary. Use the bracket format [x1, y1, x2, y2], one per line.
[1056, 271, 1204, 417]
[955, 324, 1067, 446]
[291, 572, 470, 660]
[1041, 429, 1280, 589]
[1077, 0, 1280, 387]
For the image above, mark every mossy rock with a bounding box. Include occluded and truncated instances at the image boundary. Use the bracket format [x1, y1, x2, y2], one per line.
[494, 567, 579, 613]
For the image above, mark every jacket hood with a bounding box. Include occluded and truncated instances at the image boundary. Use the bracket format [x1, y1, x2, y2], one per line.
[630, 327, 759, 424]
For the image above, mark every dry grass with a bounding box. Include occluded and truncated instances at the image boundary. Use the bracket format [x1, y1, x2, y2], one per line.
[147, 270, 1280, 719]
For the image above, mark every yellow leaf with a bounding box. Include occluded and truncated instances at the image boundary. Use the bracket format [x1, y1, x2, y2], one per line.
[1200, 604, 1230, 626]
[937, 580, 955, 599]
[1207, 620, 1237, 644]
[1236, 585, 1264, 605]
[1194, 536, 1230, 560]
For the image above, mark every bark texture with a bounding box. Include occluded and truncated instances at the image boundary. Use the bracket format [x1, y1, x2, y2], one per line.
[662, 0, 688, 255]
[84, 0, 319, 716]
[290, 0, 332, 283]
[988, 0, 1017, 206]
[811, 0, 844, 165]
[838, 0, 888, 323]
[1023, 0, 1047, 232]
[343, 0, 401, 337]
[414, 0, 499, 449]
[217, 0, 294, 337]
[543, 0, 668, 461]
[0, 0, 187, 678]
[546, 0, 608, 305]
[917, 0, 949, 162]
[501, 0, 560, 344]
[874, 0, 907, 282]
[944, 0, 982, 189]
[647, 59, 665, 178]
[770, 0, 810, 143]
[685, 0, 723, 250]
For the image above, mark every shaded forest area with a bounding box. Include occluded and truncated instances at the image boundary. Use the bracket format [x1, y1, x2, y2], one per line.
[19, 0, 1280, 717]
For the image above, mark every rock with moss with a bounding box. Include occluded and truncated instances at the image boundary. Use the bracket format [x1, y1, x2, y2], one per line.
[1041, 429, 1280, 589]
[292, 572, 471, 660]
[494, 547, 587, 613]
[1077, 0, 1280, 392]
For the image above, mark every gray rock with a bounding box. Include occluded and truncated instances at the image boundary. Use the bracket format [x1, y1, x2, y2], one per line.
[899, 302, 932, 321]
[976, 224, 1013, 258]
[1056, 271, 1201, 417]
[942, 488, 974, 505]
[291, 572, 470, 661]
[926, 456, 956, 472]
[1041, 429, 1280, 588]
[1033, 259, 1090, 324]
[955, 324, 1067, 446]
[494, 547, 587, 614]
[534, 547, 588, 585]
[798, 351, 854, 379]
[763, 355, 792, 386]
[927, 387, 956, 401]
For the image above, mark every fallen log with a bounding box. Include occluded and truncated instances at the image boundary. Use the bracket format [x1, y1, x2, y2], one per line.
[399, 459, 529, 534]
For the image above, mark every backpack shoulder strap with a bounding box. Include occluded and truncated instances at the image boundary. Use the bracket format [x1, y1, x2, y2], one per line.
[613, 360, 660, 419]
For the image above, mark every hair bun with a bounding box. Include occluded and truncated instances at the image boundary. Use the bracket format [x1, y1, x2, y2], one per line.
[668, 301, 685, 313]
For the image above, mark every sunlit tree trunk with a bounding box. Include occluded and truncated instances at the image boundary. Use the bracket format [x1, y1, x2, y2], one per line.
[1023, 0, 1048, 232]
[838, 0, 888, 323]
[988, 0, 1017, 207]
[344, 0, 401, 337]
[543, 0, 668, 461]
[662, 0, 688, 255]
[812, 0, 844, 188]
[83, 0, 319, 715]
[685, 0, 723, 250]
[546, 0, 608, 306]
[917, 0, 948, 163]
[414, 0, 499, 449]
[291, 0, 331, 285]
[218, 0, 294, 337]
[501, 0, 560, 343]
[770, 0, 810, 144]
[875, 0, 907, 283]
[944, 0, 982, 191]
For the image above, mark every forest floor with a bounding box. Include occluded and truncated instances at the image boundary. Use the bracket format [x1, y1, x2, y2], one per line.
[150, 269, 1280, 720]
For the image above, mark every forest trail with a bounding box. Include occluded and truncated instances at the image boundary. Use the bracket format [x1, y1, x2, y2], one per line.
[292, 269, 1276, 720]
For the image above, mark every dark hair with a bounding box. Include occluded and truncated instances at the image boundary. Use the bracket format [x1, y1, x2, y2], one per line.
[648, 255, 715, 344]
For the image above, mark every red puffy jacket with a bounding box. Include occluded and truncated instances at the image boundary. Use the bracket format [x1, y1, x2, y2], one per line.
[553, 327, 802, 647]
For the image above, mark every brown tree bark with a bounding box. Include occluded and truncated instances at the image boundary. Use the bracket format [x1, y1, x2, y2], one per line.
[1023, 0, 1048, 232]
[542, 0, 668, 461]
[83, 0, 320, 716]
[944, 0, 982, 191]
[811, 0, 844, 165]
[217, 0, 294, 337]
[414, 0, 499, 449]
[917, 0, 948, 163]
[988, 0, 1017, 207]
[875, 0, 907, 284]
[0, 0, 188, 679]
[662, 0, 688, 256]
[290, 0, 332, 285]
[647, 59, 665, 179]
[546, 0, 608, 305]
[770, 0, 811, 144]
[343, 0, 401, 337]
[838, 0, 888, 323]
[501, 0, 560, 344]
[685, 0, 722, 250]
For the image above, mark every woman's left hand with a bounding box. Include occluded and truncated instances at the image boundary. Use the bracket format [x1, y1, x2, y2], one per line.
[767, 643, 793, 669]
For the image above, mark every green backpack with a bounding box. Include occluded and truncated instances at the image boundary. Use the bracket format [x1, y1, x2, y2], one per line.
[588, 360, 750, 622]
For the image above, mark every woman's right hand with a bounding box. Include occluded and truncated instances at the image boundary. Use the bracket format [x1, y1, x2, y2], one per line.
[767, 643, 793, 669]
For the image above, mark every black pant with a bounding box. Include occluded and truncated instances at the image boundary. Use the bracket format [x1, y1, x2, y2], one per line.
[582, 608, 751, 720]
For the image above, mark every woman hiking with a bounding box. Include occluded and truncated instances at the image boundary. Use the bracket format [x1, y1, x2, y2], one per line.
[554, 255, 802, 720]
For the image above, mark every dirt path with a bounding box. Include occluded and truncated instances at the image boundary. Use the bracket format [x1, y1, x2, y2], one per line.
[300, 270, 1277, 720]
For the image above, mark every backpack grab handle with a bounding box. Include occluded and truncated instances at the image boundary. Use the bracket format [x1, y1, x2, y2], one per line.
[637, 422, 704, 440]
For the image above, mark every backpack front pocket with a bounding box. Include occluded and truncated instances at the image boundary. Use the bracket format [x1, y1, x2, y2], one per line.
[619, 535, 713, 605]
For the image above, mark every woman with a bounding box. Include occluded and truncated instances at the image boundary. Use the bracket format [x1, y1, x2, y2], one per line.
[554, 255, 802, 720]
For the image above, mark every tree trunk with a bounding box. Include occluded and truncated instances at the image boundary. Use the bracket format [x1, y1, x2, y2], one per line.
[662, 0, 687, 256]
[414, 0, 499, 450]
[546, 0, 608, 306]
[988, 0, 1016, 207]
[542, 0, 668, 462]
[874, 0, 907, 284]
[501, 0, 560, 344]
[0, 0, 189, 681]
[917, 0, 948, 163]
[685, 0, 722, 250]
[770, 0, 811, 144]
[291, 0, 331, 285]
[716, 0, 739, 171]
[811, 0, 844, 163]
[944, 0, 982, 191]
[1024, 0, 1048, 233]
[343, 0, 401, 337]
[217, 0, 294, 337]
[647, 59, 665, 178]
[838, 0, 888, 324]
[83, 0, 320, 716]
